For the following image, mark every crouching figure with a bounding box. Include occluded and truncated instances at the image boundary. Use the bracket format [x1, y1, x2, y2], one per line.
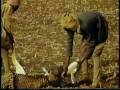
[60, 12, 108, 88]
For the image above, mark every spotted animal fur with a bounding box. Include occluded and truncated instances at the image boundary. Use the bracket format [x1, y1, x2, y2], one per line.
[14, 74, 49, 89]
[1, 70, 61, 89]
[1, 72, 14, 89]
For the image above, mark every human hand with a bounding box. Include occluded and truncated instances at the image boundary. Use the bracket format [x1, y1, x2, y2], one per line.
[61, 64, 68, 78]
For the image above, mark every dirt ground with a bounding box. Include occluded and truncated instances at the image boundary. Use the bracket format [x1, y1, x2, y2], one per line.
[1, 0, 119, 89]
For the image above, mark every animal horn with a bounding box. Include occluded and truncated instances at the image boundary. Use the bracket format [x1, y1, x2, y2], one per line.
[42, 67, 49, 76]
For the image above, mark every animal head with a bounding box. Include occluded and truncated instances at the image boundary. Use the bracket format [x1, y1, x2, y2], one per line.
[42, 66, 62, 86]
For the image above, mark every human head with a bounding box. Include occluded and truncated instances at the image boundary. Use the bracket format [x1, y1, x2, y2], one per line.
[60, 13, 80, 33]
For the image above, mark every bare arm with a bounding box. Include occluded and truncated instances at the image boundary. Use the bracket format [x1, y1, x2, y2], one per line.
[63, 30, 75, 73]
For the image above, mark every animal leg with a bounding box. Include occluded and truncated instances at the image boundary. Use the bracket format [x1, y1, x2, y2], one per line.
[1, 48, 10, 73]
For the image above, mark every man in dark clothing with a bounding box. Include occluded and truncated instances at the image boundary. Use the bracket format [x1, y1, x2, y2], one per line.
[60, 12, 108, 87]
